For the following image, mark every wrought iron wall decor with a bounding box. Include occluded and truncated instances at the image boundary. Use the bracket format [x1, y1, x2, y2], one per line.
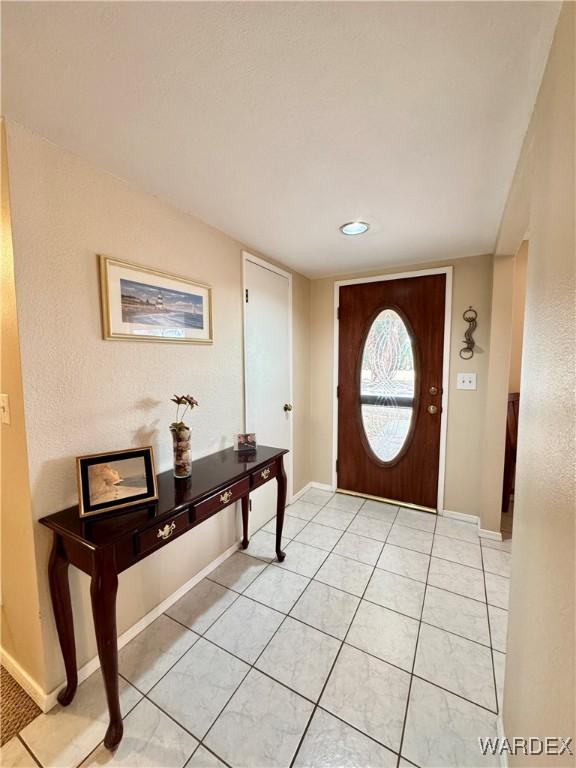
[459, 306, 478, 360]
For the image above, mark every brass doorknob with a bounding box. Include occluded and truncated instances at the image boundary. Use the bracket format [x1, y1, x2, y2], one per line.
[283, 403, 293, 412]
[427, 405, 438, 415]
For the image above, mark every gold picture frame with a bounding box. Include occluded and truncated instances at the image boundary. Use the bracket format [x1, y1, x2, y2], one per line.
[77, 446, 159, 518]
[99, 255, 213, 343]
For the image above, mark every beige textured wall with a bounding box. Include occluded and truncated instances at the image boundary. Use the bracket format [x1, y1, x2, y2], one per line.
[0, 120, 46, 687]
[479, 254, 515, 533]
[5, 120, 311, 694]
[501, 3, 575, 762]
[508, 240, 528, 393]
[309, 254, 494, 517]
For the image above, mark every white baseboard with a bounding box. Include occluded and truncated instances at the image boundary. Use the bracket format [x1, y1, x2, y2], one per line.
[2, 539, 241, 713]
[478, 527, 503, 541]
[441, 508, 479, 524]
[290, 482, 313, 502]
[497, 715, 508, 768]
[310, 481, 336, 492]
[0, 647, 49, 712]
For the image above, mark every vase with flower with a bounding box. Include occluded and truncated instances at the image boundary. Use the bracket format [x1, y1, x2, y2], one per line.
[170, 394, 198, 478]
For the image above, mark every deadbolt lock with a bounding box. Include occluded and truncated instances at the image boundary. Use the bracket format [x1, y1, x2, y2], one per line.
[429, 386, 438, 396]
[427, 405, 438, 415]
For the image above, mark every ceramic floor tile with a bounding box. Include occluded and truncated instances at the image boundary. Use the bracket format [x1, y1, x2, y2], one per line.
[207, 552, 268, 593]
[314, 553, 373, 597]
[414, 623, 496, 710]
[493, 651, 506, 712]
[387, 524, 433, 555]
[427, 557, 486, 602]
[79, 698, 197, 768]
[435, 517, 479, 543]
[0, 738, 37, 768]
[166, 579, 238, 635]
[293, 709, 397, 768]
[422, 586, 490, 645]
[488, 605, 508, 652]
[244, 565, 310, 612]
[274, 539, 329, 578]
[204, 669, 313, 768]
[294, 522, 343, 551]
[402, 677, 499, 767]
[333, 532, 383, 566]
[256, 616, 341, 701]
[300, 489, 334, 507]
[20, 672, 142, 768]
[289, 580, 360, 640]
[148, 637, 249, 739]
[358, 500, 399, 523]
[347, 600, 419, 671]
[186, 746, 227, 768]
[325, 493, 365, 512]
[377, 544, 430, 582]
[320, 644, 410, 752]
[365, 568, 425, 619]
[204, 594, 284, 663]
[118, 614, 198, 693]
[242, 530, 290, 562]
[432, 535, 482, 570]
[482, 548, 512, 578]
[263, 515, 308, 539]
[395, 508, 436, 533]
[286, 500, 323, 521]
[484, 572, 510, 609]
[312, 507, 356, 531]
[348, 515, 392, 542]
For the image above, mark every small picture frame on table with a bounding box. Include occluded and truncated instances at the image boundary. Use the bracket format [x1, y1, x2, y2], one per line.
[234, 433, 257, 453]
[77, 446, 158, 518]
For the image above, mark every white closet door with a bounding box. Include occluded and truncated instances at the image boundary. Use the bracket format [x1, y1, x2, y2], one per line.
[244, 255, 292, 531]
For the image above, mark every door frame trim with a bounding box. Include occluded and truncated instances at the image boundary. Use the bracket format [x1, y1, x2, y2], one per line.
[242, 251, 294, 502]
[332, 266, 453, 513]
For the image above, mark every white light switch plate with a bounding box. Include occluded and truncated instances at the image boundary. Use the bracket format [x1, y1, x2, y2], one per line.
[457, 373, 477, 390]
[0, 394, 10, 424]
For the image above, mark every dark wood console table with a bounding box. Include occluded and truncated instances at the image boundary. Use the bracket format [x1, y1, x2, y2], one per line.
[39, 445, 288, 750]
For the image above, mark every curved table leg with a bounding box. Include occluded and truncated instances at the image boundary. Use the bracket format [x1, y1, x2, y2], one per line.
[276, 456, 287, 562]
[48, 533, 78, 706]
[90, 550, 123, 750]
[241, 495, 249, 549]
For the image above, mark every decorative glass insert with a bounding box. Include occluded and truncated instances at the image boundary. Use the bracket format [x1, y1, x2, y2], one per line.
[360, 309, 415, 462]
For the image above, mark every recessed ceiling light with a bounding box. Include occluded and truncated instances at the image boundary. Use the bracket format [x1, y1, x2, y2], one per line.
[339, 221, 370, 236]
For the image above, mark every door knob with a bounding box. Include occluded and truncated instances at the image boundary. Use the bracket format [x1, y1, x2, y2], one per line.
[283, 403, 293, 412]
[427, 405, 438, 415]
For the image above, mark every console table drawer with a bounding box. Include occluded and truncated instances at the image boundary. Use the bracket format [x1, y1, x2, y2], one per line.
[136, 511, 188, 556]
[193, 477, 249, 521]
[251, 462, 277, 490]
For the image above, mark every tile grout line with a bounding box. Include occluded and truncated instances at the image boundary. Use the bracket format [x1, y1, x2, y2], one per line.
[395, 511, 437, 767]
[289, 500, 403, 767]
[16, 734, 43, 768]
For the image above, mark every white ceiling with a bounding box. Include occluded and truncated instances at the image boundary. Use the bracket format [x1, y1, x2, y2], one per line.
[2, 2, 560, 277]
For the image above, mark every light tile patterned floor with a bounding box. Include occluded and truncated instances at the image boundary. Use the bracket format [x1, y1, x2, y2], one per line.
[2, 492, 512, 768]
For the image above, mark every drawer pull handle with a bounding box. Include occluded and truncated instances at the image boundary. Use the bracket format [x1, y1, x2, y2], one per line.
[261, 468, 271, 480]
[220, 490, 233, 504]
[157, 522, 176, 540]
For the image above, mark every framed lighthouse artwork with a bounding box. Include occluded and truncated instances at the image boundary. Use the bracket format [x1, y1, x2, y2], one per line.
[99, 256, 213, 343]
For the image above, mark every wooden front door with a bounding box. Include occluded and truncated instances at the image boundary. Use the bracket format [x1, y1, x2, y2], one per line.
[337, 274, 446, 510]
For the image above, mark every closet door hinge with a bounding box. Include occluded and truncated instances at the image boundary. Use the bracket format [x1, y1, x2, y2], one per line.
[245, 288, 249, 303]
[337, 306, 340, 319]
[337, 385, 339, 399]
[335, 459, 339, 474]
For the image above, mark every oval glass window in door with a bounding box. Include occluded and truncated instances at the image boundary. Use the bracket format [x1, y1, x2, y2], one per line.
[360, 309, 416, 462]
